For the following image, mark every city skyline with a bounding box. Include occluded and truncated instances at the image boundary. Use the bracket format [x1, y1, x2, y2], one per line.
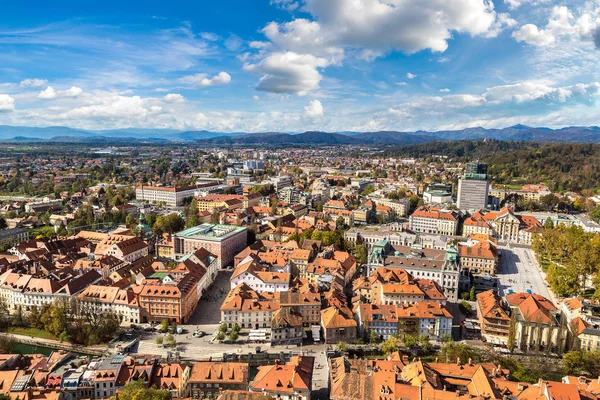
[1, 0, 600, 133]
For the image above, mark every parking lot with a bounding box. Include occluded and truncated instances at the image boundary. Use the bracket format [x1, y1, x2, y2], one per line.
[496, 246, 554, 302]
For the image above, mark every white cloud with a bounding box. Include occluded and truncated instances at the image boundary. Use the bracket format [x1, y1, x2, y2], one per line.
[440, 88, 450, 93]
[179, 72, 232, 87]
[303, 100, 324, 117]
[0, 95, 15, 112]
[58, 94, 163, 120]
[19, 78, 48, 88]
[163, 93, 185, 103]
[38, 87, 58, 100]
[262, 19, 345, 63]
[396, 82, 407, 86]
[249, 0, 515, 96]
[504, 0, 550, 10]
[253, 95, 260, 101]
[513, 24, 555, 46]
[62, 86, 83, 98]
[270, 0, 299, 12]
[264, 0, 512, 55]
[38, 86, 83, 100]
[513, 5, 600, 47]
[406, 73, 417, 79]
[200, 32, 220, 41]
[244, 51, 329, 95]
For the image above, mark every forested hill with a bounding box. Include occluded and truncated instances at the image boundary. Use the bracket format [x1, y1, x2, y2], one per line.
[384, 140, 600, 192]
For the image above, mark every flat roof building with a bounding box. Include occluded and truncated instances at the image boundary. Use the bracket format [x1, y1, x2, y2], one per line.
[173, 224, 247, 267]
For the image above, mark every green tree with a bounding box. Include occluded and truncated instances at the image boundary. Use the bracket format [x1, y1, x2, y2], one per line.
[160, 319, 169, 332]
[381, 336, 403, 356]
[118, 380, 172, 400]
[228, 331, 239, 341]
[336, 341, 348, 352]
[469, 286, 476, 301]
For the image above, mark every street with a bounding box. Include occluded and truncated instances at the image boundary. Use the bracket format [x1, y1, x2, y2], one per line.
[496, 246, 553, 302]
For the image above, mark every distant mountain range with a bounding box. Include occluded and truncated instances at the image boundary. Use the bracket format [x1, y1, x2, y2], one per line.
[1, 124, 600, 145]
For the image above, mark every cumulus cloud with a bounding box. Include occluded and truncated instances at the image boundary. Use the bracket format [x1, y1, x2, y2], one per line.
[406, 73, 417, 79]
[19, 78, 48, 88]
[179, 72, 232, 87]
[297, 0, 510, 54]
[38, 86, 83, 100]
[244, 51, 329, 95]
[62, 87, 83, 98]
[163, 93, 185, 103]
[38, 87, 58, 100]
[0, 95, 15, 112]
[250, 0, 514, 95]
[513, 24, 555, 46]
[513, 5, 600, 47]
[303, 100, 324, 117]
[440, 88, 450, 93]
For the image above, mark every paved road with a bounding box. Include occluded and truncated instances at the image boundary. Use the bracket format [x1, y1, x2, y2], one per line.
[496, 246, 553, 302]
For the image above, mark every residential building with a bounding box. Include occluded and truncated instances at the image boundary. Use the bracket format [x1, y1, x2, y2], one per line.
[321, 305, 357, 344]
[458, 240, 499, 275]
[189, 362, 249, 399]
[249, 356, 313, 400]
[279, 287, 321, 329]
[99, 236, 148, 263]
[77, 285, 141, 325]
[271, 307, 304, 345]
[138, 274, 200, 324]
[151, 363, 191, 398]
[0, 228, 29, 248]
[408, 206, 458, 236]
[476, 290, 511, 345]
[220, 283, 280, 329]
[230, 256, 290, 293]
[269, 175, 292, 192]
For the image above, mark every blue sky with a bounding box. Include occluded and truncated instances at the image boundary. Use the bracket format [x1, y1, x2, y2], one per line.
[0, 0, 600, 133]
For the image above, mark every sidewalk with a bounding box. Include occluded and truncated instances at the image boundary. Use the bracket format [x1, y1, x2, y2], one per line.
[3, 332, 108, 356]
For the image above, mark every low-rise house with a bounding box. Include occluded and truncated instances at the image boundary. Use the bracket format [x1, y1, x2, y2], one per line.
[230, 256, 290, 293]
[138, 274, 200, 324]
[459, 240, 498, 276]
[189, 362, 249, 399]
[321, 305, 357, 344]
[220, 283, 280, 329]
[249, 356, 314, 400]
[476, 290, 511, 346]
[271, 307, 304, 346]
[151, 363, 191, 398]
[279, 288, 321, 330]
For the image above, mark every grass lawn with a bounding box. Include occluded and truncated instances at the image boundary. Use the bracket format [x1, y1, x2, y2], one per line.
[8, 327, 58, 341]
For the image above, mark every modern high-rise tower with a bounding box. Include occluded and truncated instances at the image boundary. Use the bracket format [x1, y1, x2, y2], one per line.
[457, 161, 489, 210]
